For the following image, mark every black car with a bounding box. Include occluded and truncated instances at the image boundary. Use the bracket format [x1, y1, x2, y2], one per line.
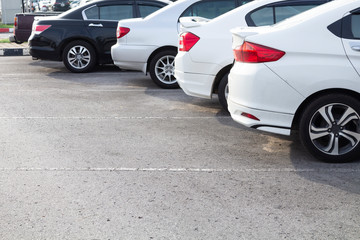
[52, 0, 71, 11]
[29, 0, 169, 73]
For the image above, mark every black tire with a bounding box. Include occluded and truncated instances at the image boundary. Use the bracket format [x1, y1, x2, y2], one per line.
[62, 40, 97, 73]
[299, 94, 360, 163]
[149, 50, 178, 89]
[218, 72, 229, 111]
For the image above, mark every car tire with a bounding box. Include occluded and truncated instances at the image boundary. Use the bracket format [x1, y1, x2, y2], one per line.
[299, 94, 360, 163]
[218, 72, 229, 111]
[62, 40, 97, 73]
[149, 50, 178, 89]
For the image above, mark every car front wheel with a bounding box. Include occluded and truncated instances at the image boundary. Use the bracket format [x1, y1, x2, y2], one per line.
[62, 40, 96, 73]
[149, 50, 178, 89]
[299, 94, 360, 163]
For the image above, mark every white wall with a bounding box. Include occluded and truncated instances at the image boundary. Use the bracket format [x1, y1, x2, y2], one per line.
[1, 0, 22, 24]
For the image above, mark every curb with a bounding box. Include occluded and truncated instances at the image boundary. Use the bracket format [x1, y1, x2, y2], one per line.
[0, 48, 30, 56]
[0, 28, 14, 33]
[0, 41, 30, 56]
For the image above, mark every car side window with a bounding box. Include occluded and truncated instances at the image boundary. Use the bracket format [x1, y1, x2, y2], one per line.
[181, 0, 236, 19]
[83, 5, 134, 20]
[341, 13, 360, 39]
[138, 4, 163, 17]
[351, 14, 360, 39]
[84, 6, 99, 19]
[247, 6, 273, 26]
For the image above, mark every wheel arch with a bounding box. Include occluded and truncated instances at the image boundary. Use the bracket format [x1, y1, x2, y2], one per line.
[146, 45, 178, 73]
[212, 64, 232, 94]
[291, 88, 360, 132]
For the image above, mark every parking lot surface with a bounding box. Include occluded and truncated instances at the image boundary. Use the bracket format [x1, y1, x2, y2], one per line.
[0, 57, 359, 239]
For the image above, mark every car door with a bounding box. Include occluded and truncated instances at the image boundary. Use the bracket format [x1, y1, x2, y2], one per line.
[341, 10, 360, 77]
[83, 1, 135, 63]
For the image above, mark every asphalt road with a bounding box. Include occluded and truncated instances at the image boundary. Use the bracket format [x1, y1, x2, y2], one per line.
[0, 33, 12, 39]
[0, 56, 359, 239]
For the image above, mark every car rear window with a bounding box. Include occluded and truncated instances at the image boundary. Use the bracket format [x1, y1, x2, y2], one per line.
[139, 5, 163, 17]
[247, 2, 326, 26]
[274, 5, 317, 22]
[181, 0, 237, 19]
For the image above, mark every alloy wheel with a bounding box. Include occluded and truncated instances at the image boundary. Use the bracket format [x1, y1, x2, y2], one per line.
[67, 45, 91, 70]
[154, 55, 176, 85]
[309, 103, 360, 155]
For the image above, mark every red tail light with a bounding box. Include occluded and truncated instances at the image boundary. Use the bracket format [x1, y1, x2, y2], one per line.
[33, 25, 52, 34]
[179, 32, 200, 52]
[117, 27, 130, 39]
[14, 17, 18, 27]
[241, 112, 260, 121]
[234, 42, 285, 63]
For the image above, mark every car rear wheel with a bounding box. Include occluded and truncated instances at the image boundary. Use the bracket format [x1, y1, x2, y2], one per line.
[149, 50, 178, 89]
[218, 73, 229, 111]
[63, 40, 96, 73]
[299, 94, 360, 163]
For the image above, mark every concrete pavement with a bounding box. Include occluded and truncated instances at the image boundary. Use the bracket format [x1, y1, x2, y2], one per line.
[1, 56, 360, 239]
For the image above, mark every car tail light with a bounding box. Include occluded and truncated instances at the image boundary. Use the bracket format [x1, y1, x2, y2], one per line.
[33, 25, 52, 35]
[14, 17, 18, 28]
[241, 112, 260, 121]
[179, 32, 200, 52]
[234, 42, 285, 63]
[117, 27, 130, 39]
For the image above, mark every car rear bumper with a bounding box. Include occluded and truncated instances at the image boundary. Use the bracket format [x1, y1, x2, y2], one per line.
[28, 36, 61, 61]
[29, 47, 61, 61]
[111, 43, 156, 73]
[175, 52, 222, 99]
[12, 29, 31, 43]
[228, 98, 293, 135]
[228, 62, 304, 136]
[175, 70, 214, 99]
[29, 43, 61, 61]
[9, 35, 17, 43]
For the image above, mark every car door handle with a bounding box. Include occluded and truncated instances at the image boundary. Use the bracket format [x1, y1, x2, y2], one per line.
[351, 46, 360, 51]
[89, 23, 103, 27]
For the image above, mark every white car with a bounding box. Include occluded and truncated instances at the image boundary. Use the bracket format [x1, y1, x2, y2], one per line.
[39, 0, 52, 11]
[70, 0, 80, 8]
[228, 0, 360, 162]
[111, 0, 252, 89]
[175, 0, 329, 110]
